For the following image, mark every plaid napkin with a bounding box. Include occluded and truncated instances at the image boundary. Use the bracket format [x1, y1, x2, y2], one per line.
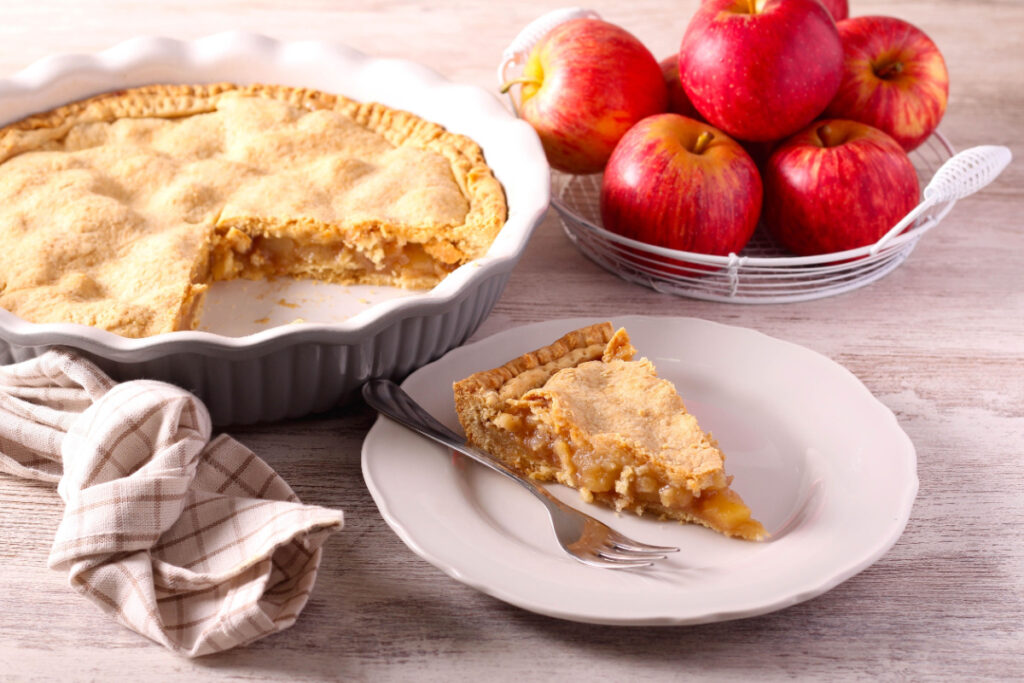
[0, 349, 343, 657]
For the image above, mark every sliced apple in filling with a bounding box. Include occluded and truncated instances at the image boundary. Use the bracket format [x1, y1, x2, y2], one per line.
[454, 322, 766, 541]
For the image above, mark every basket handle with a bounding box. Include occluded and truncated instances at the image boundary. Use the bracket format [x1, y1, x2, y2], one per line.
[869, 144, 1012, 255]
[497, 7, 601, 95]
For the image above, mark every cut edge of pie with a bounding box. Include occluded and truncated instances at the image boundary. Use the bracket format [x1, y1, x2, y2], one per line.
[0, 83, 508, 337]
[453, 322, 766, 541]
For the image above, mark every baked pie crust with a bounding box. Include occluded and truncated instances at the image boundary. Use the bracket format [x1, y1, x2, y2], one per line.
[453, 322, 766, 541]
[0, 83, 507, 337]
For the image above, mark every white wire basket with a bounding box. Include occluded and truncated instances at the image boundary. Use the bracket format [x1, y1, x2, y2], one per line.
[500, 7, 1010, 304]
[550, 132, 956, 303]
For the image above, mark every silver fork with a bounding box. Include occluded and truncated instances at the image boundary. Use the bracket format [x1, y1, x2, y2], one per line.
[362, 379, 678, 569]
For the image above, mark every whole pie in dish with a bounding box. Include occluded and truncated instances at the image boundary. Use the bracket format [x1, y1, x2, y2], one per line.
[453, 322, 766, 540]
[0, 83, 507, 337]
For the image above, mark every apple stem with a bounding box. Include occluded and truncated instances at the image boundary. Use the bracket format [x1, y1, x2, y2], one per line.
[817, 123, 834, 147]
[875, 61, 904, 79]
[499, 76, 542, 94]
[692, 131, 714, 154]
[746, 0, 757, 14]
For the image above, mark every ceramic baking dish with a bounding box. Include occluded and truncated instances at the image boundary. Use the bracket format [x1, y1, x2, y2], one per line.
[0, 32, 549, 424]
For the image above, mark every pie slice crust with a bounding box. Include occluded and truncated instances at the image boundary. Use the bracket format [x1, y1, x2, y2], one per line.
[453, 322, 766, 541]
[0, 83, 507, 337]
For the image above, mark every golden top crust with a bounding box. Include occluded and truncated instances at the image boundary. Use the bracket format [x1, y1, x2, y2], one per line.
[0, 83, 506, 255]
[516, 356, 727, 493]
[453, 322, 616, 410]
[0, 83, 507, 337]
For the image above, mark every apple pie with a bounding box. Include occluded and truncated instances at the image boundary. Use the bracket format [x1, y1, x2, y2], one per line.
[453, 322, 765, 540]
[0, 83, 506, 337]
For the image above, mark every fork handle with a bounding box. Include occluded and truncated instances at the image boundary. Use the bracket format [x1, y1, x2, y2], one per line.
[361, 379, 551, 503]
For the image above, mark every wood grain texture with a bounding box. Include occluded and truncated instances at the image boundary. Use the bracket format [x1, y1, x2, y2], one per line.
[0, 0, 1022, 680]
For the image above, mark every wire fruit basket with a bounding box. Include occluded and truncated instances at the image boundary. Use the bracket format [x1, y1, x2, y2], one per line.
[501, 8, 1011, 304]
[550, 133, 954, 303]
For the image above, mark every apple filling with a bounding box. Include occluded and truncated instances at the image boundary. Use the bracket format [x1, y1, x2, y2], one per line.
[166, 220, 460, 331]
[492, 396, 764, 541]
[207, 225, 454, 287]
[176, 283, 210, 332]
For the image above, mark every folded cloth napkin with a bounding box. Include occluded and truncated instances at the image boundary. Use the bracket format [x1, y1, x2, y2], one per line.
[0, 349, 343, 657]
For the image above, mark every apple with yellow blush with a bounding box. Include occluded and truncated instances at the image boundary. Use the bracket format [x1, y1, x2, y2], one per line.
[502, 18, 667, 174]
[825, 15, 949, 151]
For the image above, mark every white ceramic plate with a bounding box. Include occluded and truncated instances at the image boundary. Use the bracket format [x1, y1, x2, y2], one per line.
[361, 316, 918, 625]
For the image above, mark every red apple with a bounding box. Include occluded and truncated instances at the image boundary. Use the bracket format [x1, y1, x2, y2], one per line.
[680, 0, 843, 142]
[701, 0, 848, 21]
[503, 18, 667, 174]
[601, 114, 762, 256]
[825, 16, 949, 151]
[659, 55, 703, 120]
[761, 119, 920, 256]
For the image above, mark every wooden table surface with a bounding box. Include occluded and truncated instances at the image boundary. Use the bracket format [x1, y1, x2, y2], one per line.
[1, 1, 1021, 680]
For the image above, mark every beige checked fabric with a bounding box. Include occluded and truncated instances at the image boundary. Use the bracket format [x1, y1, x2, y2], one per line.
[0, 349, 344, 656]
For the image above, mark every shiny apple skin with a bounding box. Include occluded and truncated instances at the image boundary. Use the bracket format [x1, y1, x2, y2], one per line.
[659, 55, 703, 120]
[680, 0, 843, 142]
[517, 18, 667, 174]
[762, 118, 920, 255]
[701, 0, 848, 21]
[825, 15, 949, 151]
[600, 114, 762, 255]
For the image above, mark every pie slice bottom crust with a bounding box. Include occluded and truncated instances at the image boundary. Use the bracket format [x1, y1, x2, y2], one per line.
[453, 322, 766, 541]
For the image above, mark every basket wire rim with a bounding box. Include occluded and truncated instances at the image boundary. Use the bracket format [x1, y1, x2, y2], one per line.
[551, 130, 956, 268]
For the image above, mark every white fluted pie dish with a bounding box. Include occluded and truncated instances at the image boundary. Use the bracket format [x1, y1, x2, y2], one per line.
[0, 32, 549, 424]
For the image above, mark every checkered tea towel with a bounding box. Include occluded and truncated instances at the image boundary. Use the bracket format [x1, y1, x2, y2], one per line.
[0, 349, 344, 657]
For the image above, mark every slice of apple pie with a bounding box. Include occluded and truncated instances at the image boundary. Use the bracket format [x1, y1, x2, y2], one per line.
[453, 322, 765, 540]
